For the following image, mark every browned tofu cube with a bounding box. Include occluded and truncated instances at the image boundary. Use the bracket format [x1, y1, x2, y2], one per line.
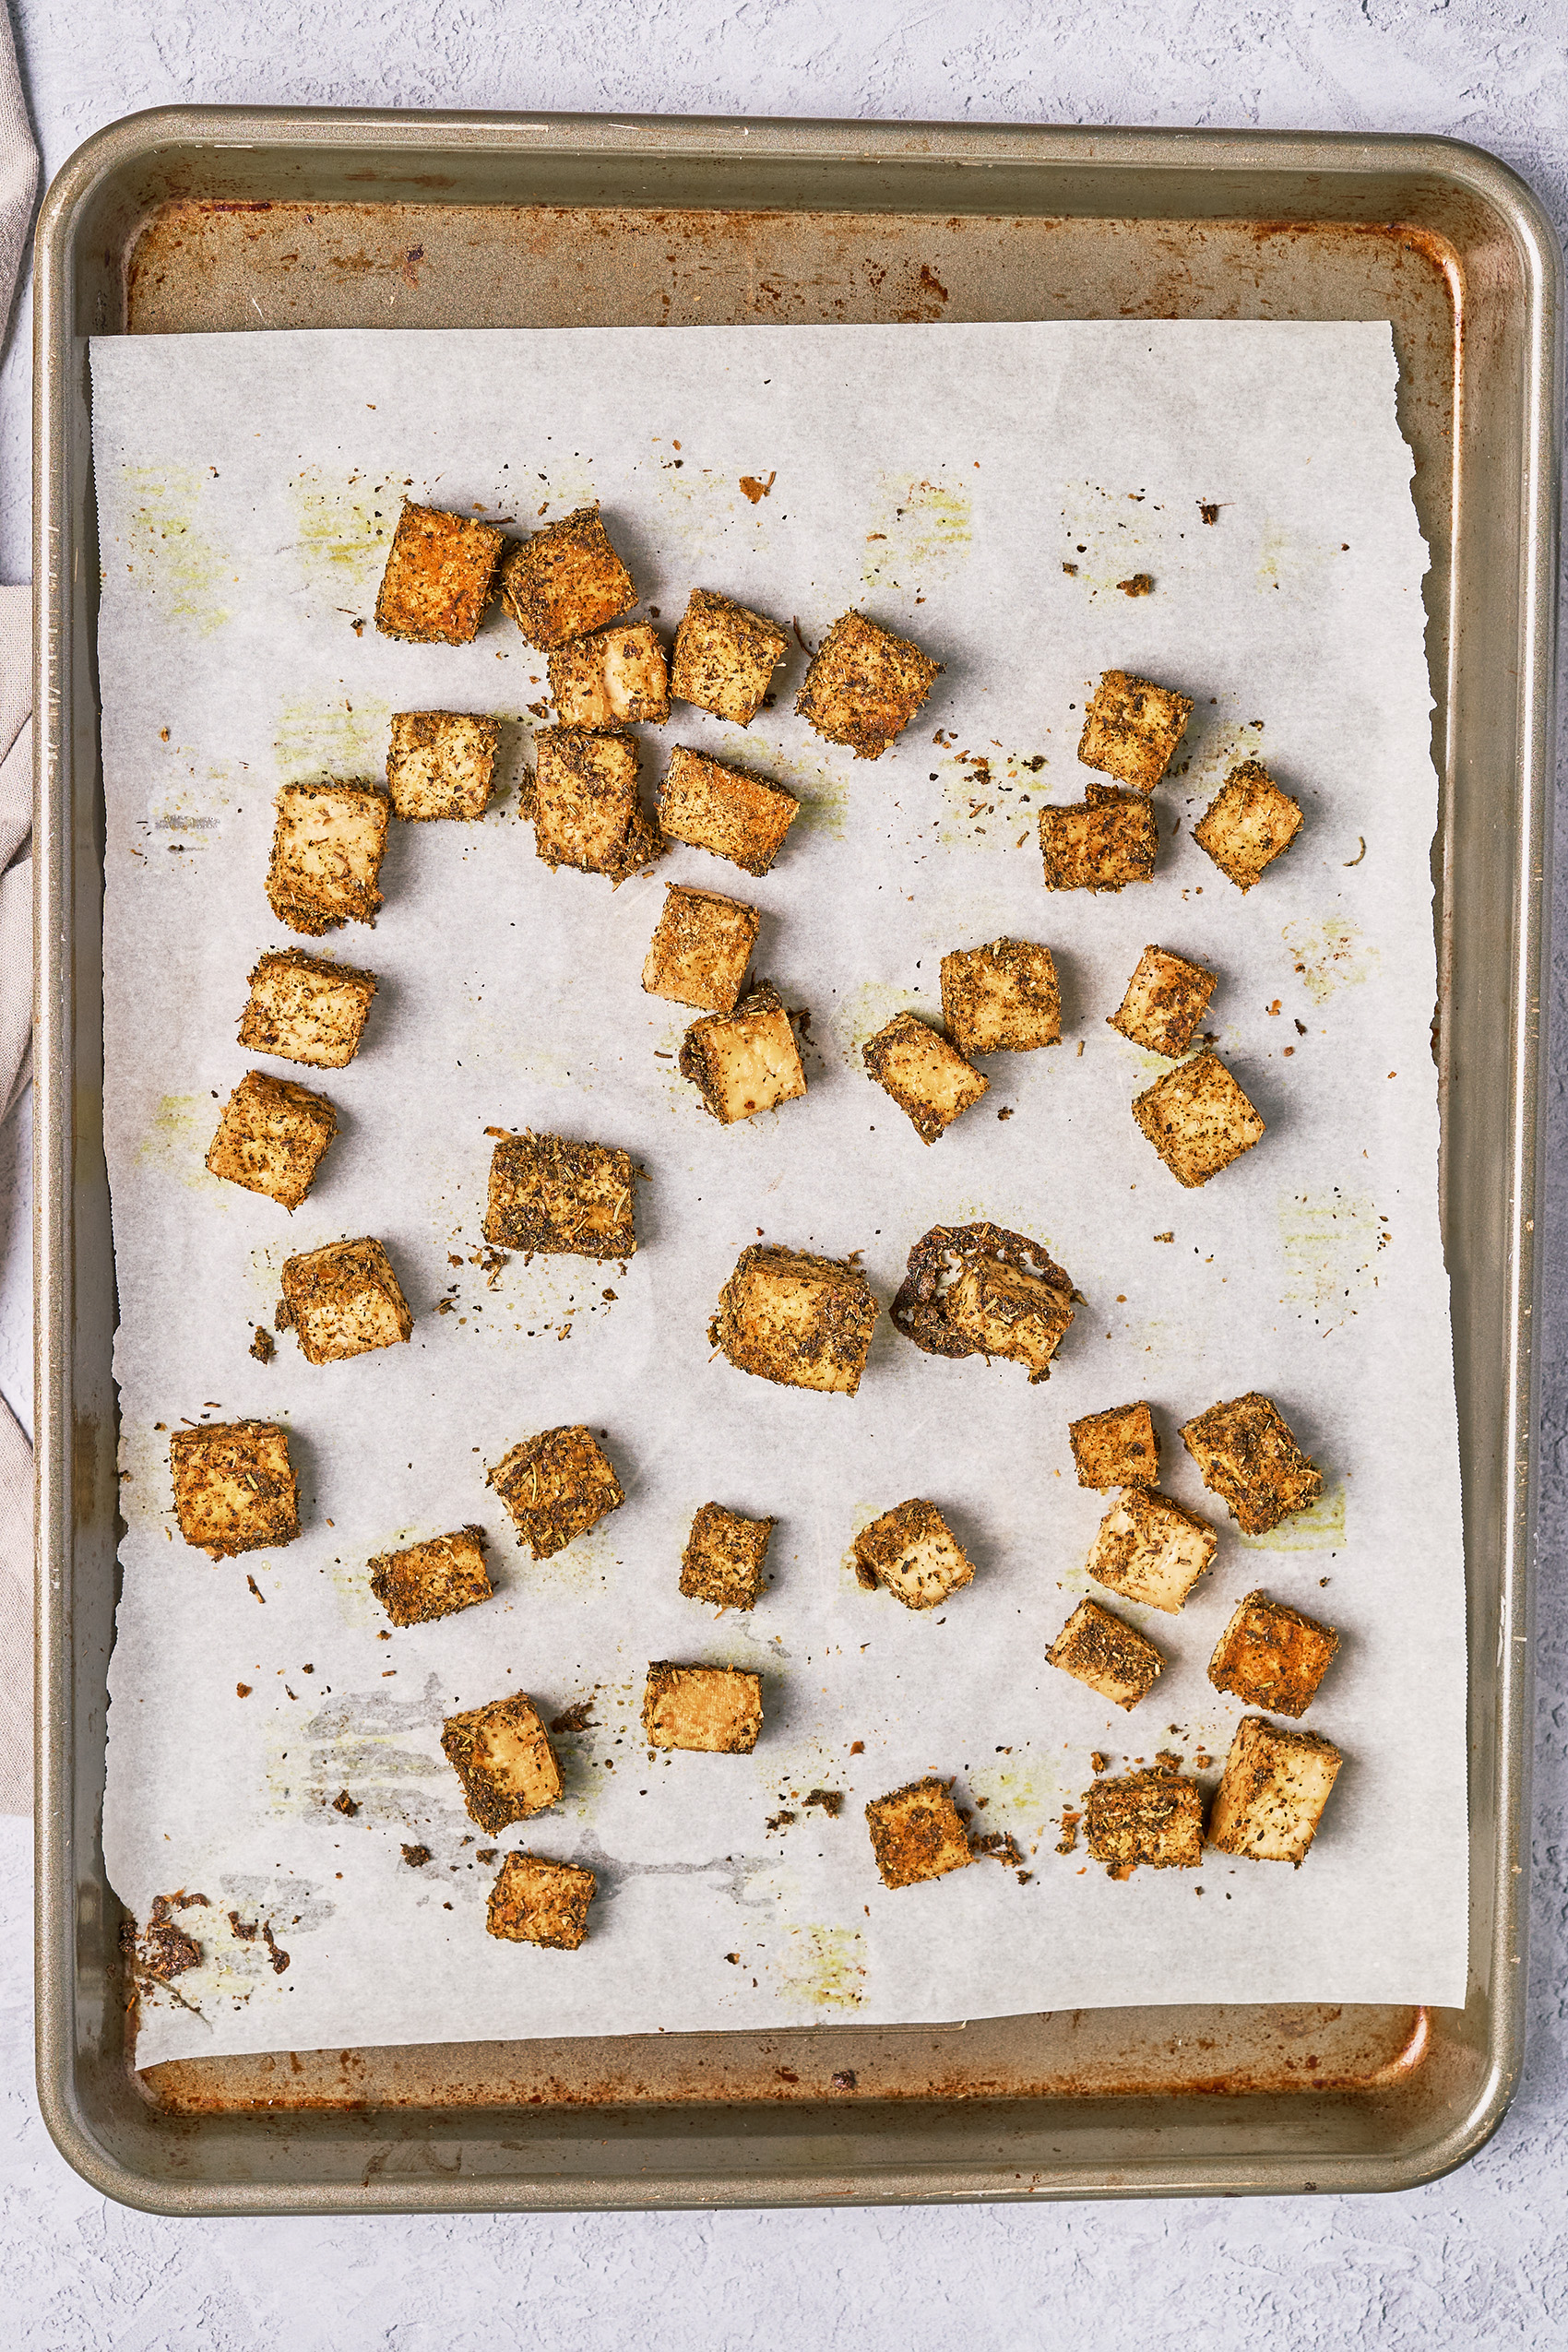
[642, 884, 759, 1015]
[486, 1852, 597, 1949]
[374, 501, 504, 645]
[642, 1663, 763, 1752]
[548, 621, 669, 729]
[1085, 1766, 1205, 1872]
[1132, 1050, 1265, 1187]
[1108, 945, 1217, 1058]
[531, 726, 660, 885]
[1193, 760, 1304, 890]
[266, 782, 389, 935]
[659, 745, 799, 876]
[205, 1070, 337, 1211]
[670, 589, 789, 725]
[441, 1693, 563, 1832]
[680, 984, 807, 1125]
[481, 1131, 637, 1260]
[279, 1236, 413, 1366]
[170, 1420, 299, 1560]
[1039, 782, 1158, 892]
[1048, 1598, 1164, 1711]
[1208, 1590, 1339, 1716]
[679, 1503, 776, 1610]
[862, 1011, 989, 1144]
[940, 938, 1061, 1057]
[488, 1424, 624, 1559]
[864, 1776, 971, 1888]
[709, 1244, 879, 1396]
[1086, 1486, 1218, 1614]
[237, 948, 377, 1070]
[368, 1526, 493, 1629]
[1181, 1392, 1323, 1535]
[891, 1221, 1076, 1384]
[1077, 670, 1194, 793]
[795, 612, 941, 759]
[1069, 1401, 1159, 1491]
[386, 711, 499, 821]
[851, 1497, 974, 1611]
[1208, 1716, 1342, 1864]
[499, 507, 636, 649]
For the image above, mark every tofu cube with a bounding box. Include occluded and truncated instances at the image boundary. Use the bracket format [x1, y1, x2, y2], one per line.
[237, 948, 377, 1070]
[488, 1424, 624, 1559]
[708, 1244, 879, 1396]
[863, 1776, 972, 1888]
[862, 1011, 989, 1143]
[642, 884, 759, 1014]
[1132, 1050, 1265, 1186]
[368, 1526, 493, 1629]
[205, 1070, 337, 1211]
[486, 1852, 597, 1949]
[279, 1236, 413, 1365]
[795, 612, 941, 758]
[266, 782, 389, 935]
[680, 983, 807, 1125]
[851, 1497, 974, 1611]
[1039, 783, 1158, 892]
[532, 726, 660, 884]
[679, 1503, 776, 1610]
[170, 1420, 299, 1560]
[1208, 1715, 1343, 1864]
[642, 1663, 764, 1752]
[1193, 760, 1304, 890]
[891, 1221, 1076, 1384]
[440, 1693, 563, 1832]
[374, 501, 504, 645]
[481, 1131, 637, 1260]
[670, 589, 789, 725]
[1047, 1598, 1165, 1711]
[940, 938, 1061, 1057]
[1181, 1392, 1323, 1534]
[1108, 945, 1217, 1059]
[386, 711, 499, 821]
[499, 507, 636, 649]
[548, 622, 670, 729]
[1085, 1766, 1205, 1872]
[1086, 1486, 1218, 1614]
[1208, 1590, 1339, 1716]
[1069, 1400, 1159, 1491]
[1077, 670, 1194, 792]
[659, 745, 799, 876]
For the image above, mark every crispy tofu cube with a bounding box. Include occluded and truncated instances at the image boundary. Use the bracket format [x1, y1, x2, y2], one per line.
[368, 1526, 493, 1629]
[237, 948, 377, 1070]
[548, 622, 670, 729]
[642, 884, 759, 1015]
[670, 589, 789, 725]
[1039, 782, 1158, 892]
[851, 1497, 974, 1611]
[1048, 1598, 1164, 1711]
[1086, 1487, 1218, 1614]
[1077, 670, 1194, 793]
[266, 782, 389, 936]
[795, 612, 941, 758]
[1208, 1590, 1339, 1716]
[659, 745, 799, 876]
[386, 711, 499, 821]
[864, 1776, 971, 1888]
[1132, 1050, 1265, 1187]
[481, 1131, 637, 1260]
[1069, 1401, 1159, 1491]
[1085, 1767, 1205, 1872]
[531, 726, 660, 884]
[679, 1503, 776, 1610]
[1108, 945, 1217, 1058]
[205, 1070, 337, 1211]
[708, 1244, 879, 1396]
[1193, 760, 1304, 890]
[1181, 1392, 1323, 1535]
[374, 501, 504, 645]
[499, 507, 636, 649]
[488, 1424, 624, 1559]
[486, 1852, 597, 1949]
[642, 1663, 763, 1752]
[680, 983, 807, 1125]
[279, 1236, 413, 1365]
[891, 1221, 1076, 1384]
[862, 1011, 989, 1143]
[1208, 1715, 1342, 1864]
[170, 1420, 299, 1560]
[441, 1693, 563, 1832]
[940, 938, 1061, 1057]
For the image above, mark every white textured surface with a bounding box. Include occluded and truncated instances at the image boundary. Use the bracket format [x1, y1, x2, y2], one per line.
[3, 1, 1566, 2341]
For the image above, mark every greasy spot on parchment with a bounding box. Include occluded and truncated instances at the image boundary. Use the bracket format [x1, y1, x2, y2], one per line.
[965, 1753, 1064, 1844]
[137, 1094, 227, 1195]
[1282, 916, 1380, 1006]
[119, 462, 235, 635]
[274, 695, 392, 783]
[534, 457, 599, 517]
[1056, 481, 1158, 600]
[1278, 1189, 1384, 1328]
[148, 757, 239, 845]
[291, 466, 396, 592]
[1237, 1484, 1348, 1554]
[1169, 696, 1265, 799]
[827, 979, 923, 1060]
[771, 1923, 865, 2011]
[654, 464, 761, 564]
[861, 473, 972, 592]
[267, 1672, 448, 1822]
[1256, 515, 1328, 594]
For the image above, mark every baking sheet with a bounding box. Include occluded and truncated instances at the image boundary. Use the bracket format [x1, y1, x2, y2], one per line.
[89, 320, 1467, 2068]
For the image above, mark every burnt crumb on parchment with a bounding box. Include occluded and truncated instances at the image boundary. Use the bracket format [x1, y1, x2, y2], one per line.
[331, 1788, 359, 1816]
[970, 1828, 1028, 1873]
[1056, 1806, 1083, 1856]
[401, 1844, 433, 1868]
[124, 1889, 210, 1982]
[246, 1574, 266, 1604]
[802, 1788, 844, 1818]
[249, 1324, 276, 1363]
[261, 1921, 290, 1974]
[228, 1910, 258, 1941]
[1116, 574, 1154, 597]
[549, 1697, 597, 1734]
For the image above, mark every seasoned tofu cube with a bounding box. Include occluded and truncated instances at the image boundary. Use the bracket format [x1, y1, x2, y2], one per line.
[266, 782, 389, 935]
[386, 711, 499, 821]
[488, 1424, 624, 1559]
[374, 501, 504, 645]
[1208, 1715, 1342, 1863]
[1208, 1590, 1339, 1716]
[680, 983, 807, 1125]
[441, 1693, 563, 1832]
[670, 589, 789, 725]
[499, 506, 635, 648]
[679, 1503, 776, 1610]
[279, 1236, 413, 1365]
[1132, 1050, 1265, 1186]
[1069, 1400, 1159, 1491]
[368, 1526, 493, 1629]
[548, 621, 670, 729]
[1193, 760, 1304, 891]
[1039, 782, 1158, 892]
[1085, 1766, 1205, 1872]
[862, 1011, 989, 1143]
[851, 1497, 974, 1611]
[795, 612, 941, 758]
[708, 1244, 879, 1396]
[1086, 1486, 1218, 1614]
[531, 726, 660, 884]
[1048, 1598, 1164, 1711]
[864, 1776, 971, 1888]
[642, 1663, 763, 1752]
[1077, 670, 1194, 793]
[170, 1420, 299, 1560]
[481, 1131, 637, 1260]
[1108, 945, 1217, 1058]
[237, 948, 377, 1070]
[940, 938, 1061, 1057]
[486, 1852, 597, 1949]
[891, 1221, 1076, 1384]
[1181, 1392, 1323, 1535]
[642, 884, 759, 1015]
[659, 744, 799, 876]
[205, 1070, 337, 1211]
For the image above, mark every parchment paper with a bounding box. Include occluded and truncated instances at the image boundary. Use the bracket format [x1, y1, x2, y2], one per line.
[91, 321, 1467, 2067]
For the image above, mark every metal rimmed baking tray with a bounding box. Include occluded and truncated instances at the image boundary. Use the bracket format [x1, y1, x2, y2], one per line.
[34, 109, 1561, 2215]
